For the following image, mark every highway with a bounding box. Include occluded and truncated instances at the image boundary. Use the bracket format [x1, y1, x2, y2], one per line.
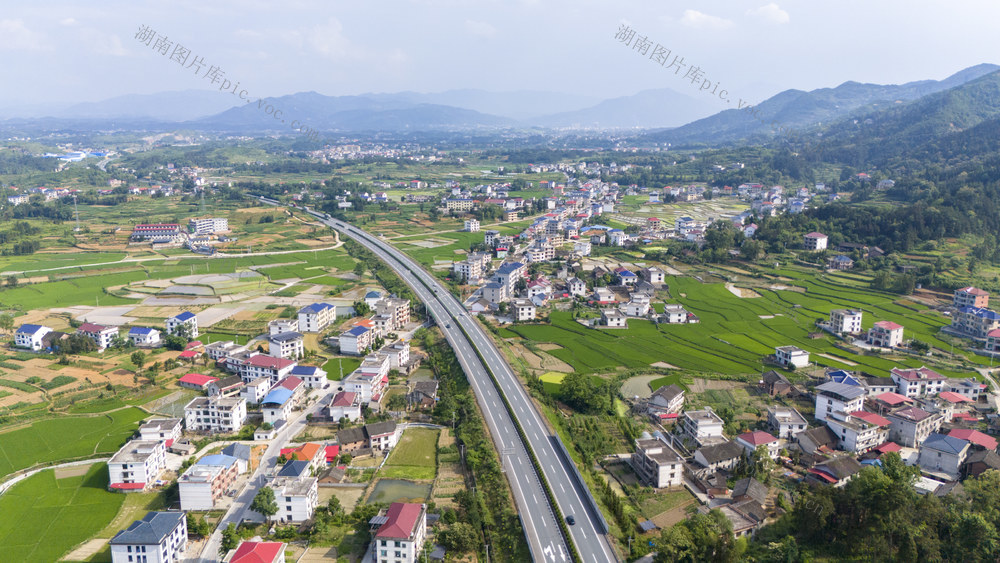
[282, 201, 617, 562]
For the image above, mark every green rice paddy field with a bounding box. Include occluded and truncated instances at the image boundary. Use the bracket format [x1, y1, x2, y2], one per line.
[503, 269, 981, 380]
[0, 463, 124, 562]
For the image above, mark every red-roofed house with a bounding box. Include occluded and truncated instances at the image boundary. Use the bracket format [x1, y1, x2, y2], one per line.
[231, 541, 286, 563]
[374, 503, 427, 563]
[875, 442, 901, 455]
[76, 322, 119, 351]
[178, 373, 218, 391]
[179, 350, 201, 360]
[325, 445, 340, 463]
[939, 391, 972, 404]
[949, 429, 998, 451]
[735, 431, 780, 459]
[870, 391, 912, 414]
[285, 442, 326, 472]
[326, 391, 362, 422]
[241, 355, 297, 384]
[868, 321, 904, 348]
[955, 286, 989, 309]
[890, 366, 946, 398]
[825, 410, 891, 453]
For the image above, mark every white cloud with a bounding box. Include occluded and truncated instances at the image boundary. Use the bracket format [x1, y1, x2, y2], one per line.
[0, 19, 50, 51]
[679, 9, 734, 31]
[59, 18, 77, 26]
[90, 33, 129, 57]
[464, 19, 497, 38]
[747, 3, 790, 24]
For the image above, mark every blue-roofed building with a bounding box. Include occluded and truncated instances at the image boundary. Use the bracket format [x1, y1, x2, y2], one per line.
[828, 255, 854, 271]
[493, 261, 526, 296]
[298, 302, 336, 332]
[166, 311, 198, 338]
[953, 306, 1000, 338]
[268, 331, 304, 360]
[197, 453, 242, 472]
[128, 326, 162, 347]
[827, 370, 863, 387]
[364, 290, 383, 307]
[339, 324, 373, 356]
[262, 387, 295, 424]
[15, 323, 51, 351]
[617, 269, 638, 286]
[918, 433, 970, 480]
[277, 459, 310, 478]
[109, 511, 187, 563]
[291, 365, 329, 390]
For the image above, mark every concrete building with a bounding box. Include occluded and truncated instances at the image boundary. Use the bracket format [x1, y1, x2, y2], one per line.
[165, 312, 198, 339]
[803, 232, 828, 251]
[814, 381, 866, 423]
[109, 511, 187, 563]
[297, 303, 336, 333]
[267, 331, 304, 360]
[918, 433, 970, 481]
[775, 345, 809, 368]
[868, 321, 904, 348]
[512, 299, 536, 321]
[267, 319, 299, 336]
[373, 503, 427, 563]
[178, 455, 240, 511]
[678, 408, 726, 446]
[76, 322, 119, 351]
[952, 306, 1000, 338]
[890, 366, 946, 398]
[735, 431, 780, 459]
[463, 218, 480, 232]
[327, 391, 363, 422]
[825, 411, 890, 453]
[189, 217, 228, 234]
[128, 327, 161, 347]
[184, 396, 247, 434]
[829, 309, 863, 334]
[138, 418, 182, 444]
[887, 406, 943, 447]
[954, 286, 989, 309]
[270, 476, 319, 523]
[15, 324, 51, 351]
[766, 406, 807, 440]
[631, 436, 684, 488]
[108, 440, 167, 492]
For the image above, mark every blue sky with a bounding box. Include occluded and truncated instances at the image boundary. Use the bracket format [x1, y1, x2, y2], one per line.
[1, 1, 995, 110]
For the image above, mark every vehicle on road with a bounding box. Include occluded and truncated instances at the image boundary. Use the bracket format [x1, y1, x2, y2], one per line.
[566, 515, 576, 525]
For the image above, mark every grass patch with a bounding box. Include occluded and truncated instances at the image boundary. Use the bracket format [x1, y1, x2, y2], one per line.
[40, 375, 77, 390]
[323, 357, 361, 379]
[0, 379, 37, 392]
[0, 463, 125, 562]
[380, 428, 438, 481]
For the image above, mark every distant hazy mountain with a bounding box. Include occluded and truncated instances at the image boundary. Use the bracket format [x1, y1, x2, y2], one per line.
[386, 89, 603, 120]
[55, 90, 242, 121]
[533, 88, 717, 129]
[191, 91, 515, 132]
[639, 63, 1000, 146]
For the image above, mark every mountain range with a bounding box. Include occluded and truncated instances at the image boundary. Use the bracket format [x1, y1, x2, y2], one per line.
[1, 64, 997, 145]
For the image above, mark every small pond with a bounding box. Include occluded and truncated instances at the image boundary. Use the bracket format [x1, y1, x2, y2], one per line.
[368, 479, 431, 504]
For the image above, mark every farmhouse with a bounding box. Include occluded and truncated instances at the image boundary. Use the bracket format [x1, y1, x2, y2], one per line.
[184, 396, 247, 434]
[803, 232, 828, 251]
[918, 433, 970, 481]
[735, 431, 780, 459]
[808, 456, 863, 487]
[631, 436, 684, 488]
[327, 391, 363, 422]
[868, 321, 903, 348]
[179, 455, 240, 510]
[268, 331, 305, 359]
[774, 345, 809, 368]
[231, 542, 286, 563]
[647, 384, 685, 416]
[601, 308, 627, 327]
[814, 381, 866, 422]
[76, 322, 118, 351]
[15, 324, 51, 351]
[290, 365, 329, 389]
[692, 440, 744, 475]
[128, 326, 161, 347]
[269, 476, 319, 523]
[166, 311, 198, 338]
[766, 406, 807, 440]
[825, 410, 890, 453]
[954, 286, 989, 309]
[890, 366, 946, 398]
[829, 309, 863, 334]
[107, 440, 167, 491]
[298, 302, 336, 332]
[887, 406, 943, 447]
[678, 408, 726, 446]
[177, 373, 218, 391]
[373, 503, 428, 563]
[109, 511, 187, 563]
[138, 418, 182, 445]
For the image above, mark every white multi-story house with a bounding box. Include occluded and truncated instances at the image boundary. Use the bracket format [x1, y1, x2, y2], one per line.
[602, 309, 627, 328]
[453, 258, 483, 283]
[184, 396, 247, 434]
[868, 321, 904, 348]
[128, 327, 161, 347]
[374, 298, 411, 331]
[954, 286, 990, 309]
[775, 345, 809, 368]
[887, 406, 943, 447]
[463, 219, 480, 232]
[267, 331, 304, 360]
[108, 440, 167, 491]
[692, 441, 744, 475]
[574, 240, 592, 256]
[374, 503, 427, 563]
[493, 262, 526, 297]
[261, 387, 295, 424]
[343, 369, 389, 404]
[206, 340, 246, 362]
[297, 302, 336, 333]
[289, 365, 328, 389]
[735, 431, 780, 460]
[15, 324, 51, 351]
[631, 436, 684, 488]
[240, 355, 297, 385]
[660, 304, 690, 324]
[829, 309, 863, 334]
[647, 385, 684, 416]
[678, 408, 726, 446]
[366, 421, 401, 451]
[138, 418, 182, 444]
[945, 378, 986, 402]
[269, 476, 319, 523]
[243, 377, 272, 404]
[77, 322, 119, 351]
[814, 381, 866, 422]
[567, 277, 587, 297]
[512, 299, 536, 321]
[803, 232, 828, 251]
[110, 511, 187, 563]
[825, 411, 890, 453]
[189, 217, 229, 234]
[890, 366, 946, 398]
[267, 319, 299, 336]
[766, 406, 807, 440]
[340, 324, 375, 356]
[165, 312, 198, 338]
[178, 455, 240, 510]
[327, 391, 363, 422]
[641, 267, 666, 285]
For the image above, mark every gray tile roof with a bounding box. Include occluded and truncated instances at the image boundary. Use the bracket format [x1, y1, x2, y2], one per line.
[110, 511, 184, 545]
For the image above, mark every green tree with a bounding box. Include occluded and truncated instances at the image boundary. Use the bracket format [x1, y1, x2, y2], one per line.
[353, 300, 371, 317]
[0, 313, 13, 333]
[131, 351, 146, 371]
[6, 275, 17, 288]
[220, 523, 240, 555]
[439, 522, 479, 553]
[327, 495, 342, 515]
[251, 486, 279, 525]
